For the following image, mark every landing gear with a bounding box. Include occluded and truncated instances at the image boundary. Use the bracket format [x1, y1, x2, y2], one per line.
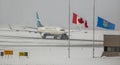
[53, 34, 69, 40]
[60, 34, 69, 40]
[41, 33, 69, 40]
[54, 36, 57, 39]
[41, 34, 46, 39]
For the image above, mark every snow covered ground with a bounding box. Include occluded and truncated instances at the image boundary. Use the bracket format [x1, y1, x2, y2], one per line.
[0, 47, 120, 65]
[0, 29, 120, 65]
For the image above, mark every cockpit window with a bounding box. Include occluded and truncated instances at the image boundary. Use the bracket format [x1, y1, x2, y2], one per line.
[60, 29, 64, 31]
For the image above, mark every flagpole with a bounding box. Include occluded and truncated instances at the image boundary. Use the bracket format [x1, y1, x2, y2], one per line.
[68, 0, 71, 58]
[93, 0, 96, 58]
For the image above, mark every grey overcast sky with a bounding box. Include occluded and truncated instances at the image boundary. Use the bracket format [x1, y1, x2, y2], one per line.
[0, 0, 120, 30]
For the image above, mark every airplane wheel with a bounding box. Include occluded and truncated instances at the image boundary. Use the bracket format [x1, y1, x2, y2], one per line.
[42, 34, 46, 39]
[54, 36, 57, 39]
[60, 34, 69, 40]
[65, 35, 69, 40]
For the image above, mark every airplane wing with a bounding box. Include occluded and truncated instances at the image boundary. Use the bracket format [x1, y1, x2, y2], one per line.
[6, 24, 40, 33]
[22, 26, 37, 29]
[14, 29, 38, 33]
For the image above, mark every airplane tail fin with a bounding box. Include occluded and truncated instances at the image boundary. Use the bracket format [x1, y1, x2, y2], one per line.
[36, 12, 44, 27]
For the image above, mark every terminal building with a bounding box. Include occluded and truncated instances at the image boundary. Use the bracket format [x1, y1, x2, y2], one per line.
[102, 35, 120, 57]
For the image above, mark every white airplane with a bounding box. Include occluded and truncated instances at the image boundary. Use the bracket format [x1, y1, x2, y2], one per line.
[35, 12, 69, 39]
[13, 12, 69, 40]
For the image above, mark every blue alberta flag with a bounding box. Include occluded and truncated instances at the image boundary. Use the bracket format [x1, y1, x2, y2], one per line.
[97, 17, 115, 30]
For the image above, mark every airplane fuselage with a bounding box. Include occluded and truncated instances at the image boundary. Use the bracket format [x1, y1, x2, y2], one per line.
[37, 27, 65, 35]
[37, 27, 68, 39]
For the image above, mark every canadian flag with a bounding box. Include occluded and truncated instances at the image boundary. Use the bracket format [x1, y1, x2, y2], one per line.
[72, 13, 88, 28]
